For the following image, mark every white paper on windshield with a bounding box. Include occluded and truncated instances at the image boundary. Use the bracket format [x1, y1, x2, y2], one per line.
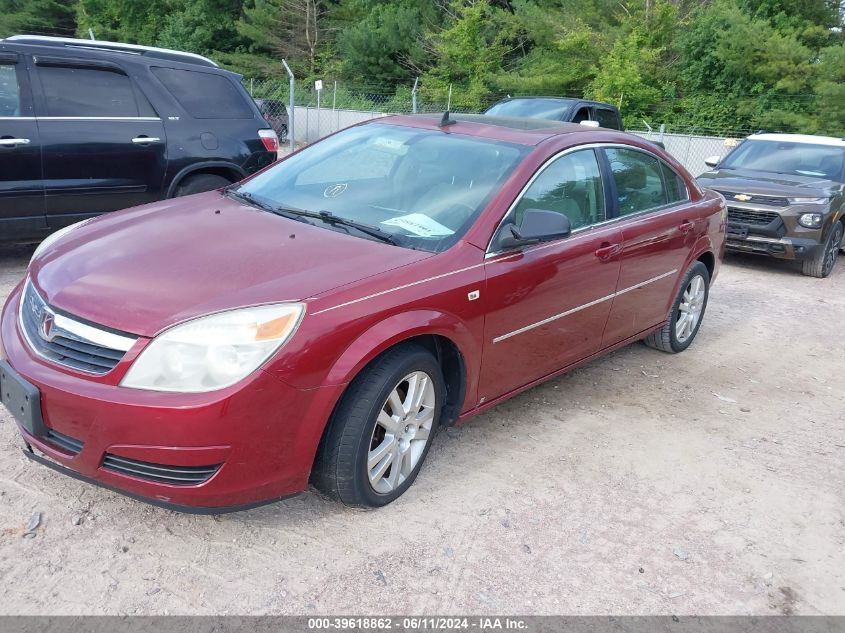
[381, 214, 455, 237]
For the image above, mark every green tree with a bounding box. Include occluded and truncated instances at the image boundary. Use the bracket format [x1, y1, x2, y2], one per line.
[333, 0, 436, 87]
[422, 0, 513, 109]
[0, 0, 76, 38]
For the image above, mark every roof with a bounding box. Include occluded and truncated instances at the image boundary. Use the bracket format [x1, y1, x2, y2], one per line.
[748, 133, 845, 148]
[378, 113, 604, 145]
[1, 35, 219, 68]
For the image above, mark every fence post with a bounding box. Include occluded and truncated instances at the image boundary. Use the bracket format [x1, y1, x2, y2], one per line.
[332, 81, 337, 132]
[281, 59, 295, 153]
[412, 77, 419, 114]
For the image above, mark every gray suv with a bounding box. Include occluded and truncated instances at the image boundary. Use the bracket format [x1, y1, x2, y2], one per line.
[698, 133, 845, 278]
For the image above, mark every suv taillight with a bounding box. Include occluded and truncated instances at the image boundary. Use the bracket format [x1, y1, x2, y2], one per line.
[258, 129, 279, 154]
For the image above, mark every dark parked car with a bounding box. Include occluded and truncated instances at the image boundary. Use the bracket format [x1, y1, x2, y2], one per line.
[0, 114, 724, 511]
[485, 97, 624, 130]
[0, 35, 279, 242]
[254, 98, 288, 142]
[698, 133, 845, 278]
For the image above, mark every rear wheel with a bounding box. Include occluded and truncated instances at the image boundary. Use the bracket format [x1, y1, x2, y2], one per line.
[644, 261, 710, 353]
[311, 344, 444, 507]
[174, 173, 231, 197]
[802, 221, 842, 278]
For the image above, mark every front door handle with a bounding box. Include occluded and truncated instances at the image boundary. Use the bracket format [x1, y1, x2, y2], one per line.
[0, 138, 31, 147]
[595, 242, 622, 261]
[131, 136, 161, 144]
[678, 220, 695, 234]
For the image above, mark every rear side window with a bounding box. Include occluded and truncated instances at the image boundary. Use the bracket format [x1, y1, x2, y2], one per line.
[152, 67, 252, 119]
[605, 148, 668, 216]
[37, 65, 147, 117]
[0, 64, 21, 116]
[595, 108, 620, 130]
[661, 163, 689, 204]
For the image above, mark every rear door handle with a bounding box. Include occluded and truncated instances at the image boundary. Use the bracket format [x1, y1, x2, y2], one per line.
[595, 242, 622, 261]
[131, 136, 161, 144]
[678, 220, 695, 234]
[0, 138, 31, 147]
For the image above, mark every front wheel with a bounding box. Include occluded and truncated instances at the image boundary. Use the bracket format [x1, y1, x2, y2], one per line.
[644, 261, 710, 353]
[802, 221, 843, 278]
[311, 344, 444, 507]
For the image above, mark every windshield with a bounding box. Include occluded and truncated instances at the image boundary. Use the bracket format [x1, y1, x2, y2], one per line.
[236, 123, 529, 252]
[721, 140, 845, 180]
[485, 98, 574, 121]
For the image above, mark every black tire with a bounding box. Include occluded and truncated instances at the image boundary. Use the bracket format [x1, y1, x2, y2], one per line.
[643, 261, 710, 354]
[802, 221, 843, 278]
[174, 173, 232, 197]
[311, 344, 444, 508]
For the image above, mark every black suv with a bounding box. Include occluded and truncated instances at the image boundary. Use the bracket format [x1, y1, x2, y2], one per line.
[484, 97, 624, 130]
[698, 133, 845, 278]
[0, 35, 279, 242]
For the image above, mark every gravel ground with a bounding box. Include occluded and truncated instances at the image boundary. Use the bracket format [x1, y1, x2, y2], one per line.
[0, 242, 843, 616]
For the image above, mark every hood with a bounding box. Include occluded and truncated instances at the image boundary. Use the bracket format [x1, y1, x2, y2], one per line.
[31, 192, 432, 337]
[697, 168, 838, 198]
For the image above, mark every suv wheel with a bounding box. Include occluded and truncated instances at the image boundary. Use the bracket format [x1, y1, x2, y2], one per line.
[175, 173, 232, 197]
[311, 344, 444, 507]
[802, 221, 843, 278]
[644, 262, 710, 353]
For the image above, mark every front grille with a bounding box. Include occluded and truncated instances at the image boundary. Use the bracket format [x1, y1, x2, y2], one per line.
[101, 454, 221, 486]
[19, 281, 136, 375]
[727, 207, 779, 226]
[717, 191, 789, 207]
[45, 428, 84, 455]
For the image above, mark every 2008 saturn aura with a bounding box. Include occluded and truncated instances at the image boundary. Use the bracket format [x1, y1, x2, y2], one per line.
[0, 114, 726, 511]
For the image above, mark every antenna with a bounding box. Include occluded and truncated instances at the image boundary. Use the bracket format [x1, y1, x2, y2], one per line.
[440, 111, 456, 127]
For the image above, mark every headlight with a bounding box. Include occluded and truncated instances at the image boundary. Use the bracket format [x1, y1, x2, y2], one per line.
[797, 213, 823, 229]
[121, 304, 305, 393]
[788, 197, 828, 205]
[30, 218, 94, 263]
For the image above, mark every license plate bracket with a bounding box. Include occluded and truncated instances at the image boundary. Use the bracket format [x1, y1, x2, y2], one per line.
[0, 360, 46, 437]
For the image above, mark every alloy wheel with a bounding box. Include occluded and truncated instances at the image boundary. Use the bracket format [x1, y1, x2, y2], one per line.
[367, 371, 436, 494]
[675, 274, 706, 343]
[823, 224, 843, 277]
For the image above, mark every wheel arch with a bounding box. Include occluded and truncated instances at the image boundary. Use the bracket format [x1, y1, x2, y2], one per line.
[166, 161, 247, 198]
[321, 310, 479, 427]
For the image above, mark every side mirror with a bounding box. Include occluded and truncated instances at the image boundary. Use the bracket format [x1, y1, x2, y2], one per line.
[704, 155, 721, 168]
[497, 208, 572, 250]
[579, 120, 600, 128]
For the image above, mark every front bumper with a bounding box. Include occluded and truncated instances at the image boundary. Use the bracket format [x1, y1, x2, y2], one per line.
[725, 234, 824, 261]
[0, 282, 342, 511]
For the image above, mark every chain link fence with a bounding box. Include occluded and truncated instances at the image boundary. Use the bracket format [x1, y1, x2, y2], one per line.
[245, 77, 748, 175]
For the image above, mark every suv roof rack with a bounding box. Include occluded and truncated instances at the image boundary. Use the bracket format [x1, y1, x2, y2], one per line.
[2, 35, 219, 68]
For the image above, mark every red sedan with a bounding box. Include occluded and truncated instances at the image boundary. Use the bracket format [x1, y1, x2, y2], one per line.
[0, 114, 726, 511]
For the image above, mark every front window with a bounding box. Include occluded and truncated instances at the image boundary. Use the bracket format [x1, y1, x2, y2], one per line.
[513, 149, 606, 230]
[721, 140, 845, 180]
[236, 123, 529, 252]
[485, 98, 574, 121]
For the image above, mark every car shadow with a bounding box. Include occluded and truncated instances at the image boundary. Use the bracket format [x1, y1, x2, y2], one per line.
[722, 251, 802, 277]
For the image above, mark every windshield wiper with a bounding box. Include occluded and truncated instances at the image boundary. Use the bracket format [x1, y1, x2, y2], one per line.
[225, 189, 313, 224]
[223, 187, 275, 213]
[274, 208, 403, 246]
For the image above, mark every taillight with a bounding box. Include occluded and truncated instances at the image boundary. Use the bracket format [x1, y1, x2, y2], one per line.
[258, 129, 279, 153]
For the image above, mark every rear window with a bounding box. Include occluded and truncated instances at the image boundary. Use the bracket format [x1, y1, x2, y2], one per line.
[485, 98, 574, 121]
[151, 67, 253, 119]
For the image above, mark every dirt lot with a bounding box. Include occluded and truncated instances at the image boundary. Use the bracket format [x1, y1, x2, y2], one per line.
[0, 242, 843, 616]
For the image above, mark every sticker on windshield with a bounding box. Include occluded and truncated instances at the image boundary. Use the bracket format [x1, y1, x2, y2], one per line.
[381, 214, 454, 238]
